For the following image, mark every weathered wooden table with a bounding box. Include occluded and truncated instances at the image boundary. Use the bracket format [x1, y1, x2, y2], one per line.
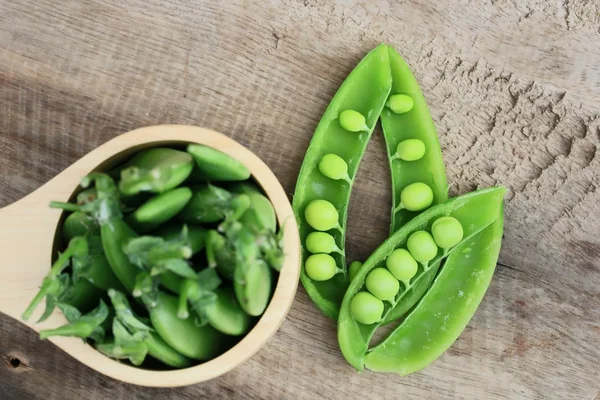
[1, 1, 599, 399]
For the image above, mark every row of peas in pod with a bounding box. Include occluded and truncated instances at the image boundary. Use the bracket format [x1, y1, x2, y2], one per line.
[293, 43, 505, 375]
[22, 144, 284, 369]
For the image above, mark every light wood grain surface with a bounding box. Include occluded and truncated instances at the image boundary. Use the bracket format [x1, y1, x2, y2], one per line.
[1, 0, 599, 399]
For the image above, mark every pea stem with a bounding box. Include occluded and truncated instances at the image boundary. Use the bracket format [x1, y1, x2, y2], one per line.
[393, 203, 404, 213]
[49, 201, 81, 212]
[342, 174, 353, 185]
[390, 154, 400, 162]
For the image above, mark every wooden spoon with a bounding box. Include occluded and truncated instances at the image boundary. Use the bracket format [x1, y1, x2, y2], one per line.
[0, 125, 301, 387]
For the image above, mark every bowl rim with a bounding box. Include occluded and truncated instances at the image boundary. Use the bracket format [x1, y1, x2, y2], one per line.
[44, 125, 301, 387]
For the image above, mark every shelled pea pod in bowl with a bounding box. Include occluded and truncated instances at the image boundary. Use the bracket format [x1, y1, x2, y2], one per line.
[293, 43, 506, 375]
[0, 126, 300, 386]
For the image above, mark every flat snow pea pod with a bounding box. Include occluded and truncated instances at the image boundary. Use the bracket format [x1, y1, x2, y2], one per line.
[126, 187, 193, 233]
[240, 192, 277, 233]
[337, 186, 506, 371]
[187, 144, 251, 182]
[117, 148, 194, 196]
[61, 279, 104, 313]
[293, 44, 393, 319]
[364, 209, 504, 375]
[150, 292, 224, 360]
[153, 222, 207, 255]
[177, 184, 250, 224]
[381, 45, 448, 233]
[205, 287, 251, 336]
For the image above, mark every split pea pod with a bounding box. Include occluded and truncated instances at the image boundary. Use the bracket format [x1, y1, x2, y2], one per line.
[337, 187, 505, 371]
[292, 43, 393, 319]
[364, 209, 504, 375]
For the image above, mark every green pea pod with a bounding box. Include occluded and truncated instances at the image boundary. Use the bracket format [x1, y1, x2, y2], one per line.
[72, 235, 126, 292]
[126, 187, 193, 234]
[61, 279, 104, 313]
[205, 287, 251, 336]
[101, 219, 140, 292]
[150, 292, 224, 360]
[293, 43, 393, 319]
[382, 45, 448, 232]
[241, 193, 277, 233]
[234, 260, 272, 317]
[62, 212, 99, 241]
[186, 144, 251, 182]
[176, 269, 222, 321]
[39, 300, 109, 340]
[177, 184, 250, 224]
[153, 222, 207, 255]
[205, 230, 235, 279]
[364, 208, 504, 375]
[227, 181, 262, 195]
[117, 148, 194, 196]
[337, 187, 505, 371]
[108, 289, 192, 368]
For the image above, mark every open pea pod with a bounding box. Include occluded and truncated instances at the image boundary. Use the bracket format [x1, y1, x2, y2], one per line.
[382, 45, 448, 234]
[338, 187, 505, 371]
[293, 43, 393, 319]
[365, 209, 504, 375]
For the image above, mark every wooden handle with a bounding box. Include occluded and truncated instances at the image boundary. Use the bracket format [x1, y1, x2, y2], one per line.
[0, 184, 65, 326]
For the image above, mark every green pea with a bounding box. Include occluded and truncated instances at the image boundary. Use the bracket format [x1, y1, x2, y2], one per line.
[398, 182, 433, 212]
[305, 232, 340, 254]
[339, 109, 367, 132]
[386, 94, 414, 114]
[305, 254, 338, 281]
[348, 260, 363, 282]
[304, 199, 339, 231]
[365, 268, 400, 302]
[407, 231, 438, 264]
[393, 139, 426, 162]
[386, 248, 418, 281]
[431, 216, 464, 249]
[318, 154, 351, 183]
[350, 291, 384, 325]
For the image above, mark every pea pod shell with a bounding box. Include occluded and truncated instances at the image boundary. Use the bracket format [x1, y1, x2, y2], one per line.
[153, 222, 208, 255]
[150, 292, 224, 360]
[382, 46, 448, 233]
[337, 186, 506, 371]
[293, 43, 393, 319]
[62, 212, 98, 241]
[61, 279, 104, 313]
[364, 208, 504, 375]
[83, 236, 127, 291]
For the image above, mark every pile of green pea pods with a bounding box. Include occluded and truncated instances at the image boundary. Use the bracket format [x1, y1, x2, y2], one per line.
[22, 145, 284, 368]
[293, 43, 505, 375]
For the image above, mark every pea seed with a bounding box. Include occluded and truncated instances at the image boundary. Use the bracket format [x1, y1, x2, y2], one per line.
[348, 260, 363, 282]
[365, 268, 400, 302]
[350, 291, 384, 325]
[431, 216, 464, 249]
[407, 230, 438, 264]
[339, 109, 367, 132]
[392, 139, 426, 162]
[386, 94, 414, 114]
[398, 182, 433, 212]
[305, 232, 340, 254]
[318, 154, 351, 183]
[305, 254, 338, 281]
[304, 199, 339, 231]
[386, 248, 418, 281]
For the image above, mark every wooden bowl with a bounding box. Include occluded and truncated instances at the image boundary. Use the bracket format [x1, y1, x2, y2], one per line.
[0, 125, 301, 387]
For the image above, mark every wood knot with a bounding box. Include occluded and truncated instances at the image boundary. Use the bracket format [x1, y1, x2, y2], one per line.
[2, 351, 32, 374]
